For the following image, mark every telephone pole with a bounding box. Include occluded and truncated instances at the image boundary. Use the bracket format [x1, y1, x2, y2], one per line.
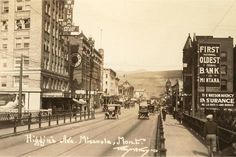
[18, 54, 23, 119]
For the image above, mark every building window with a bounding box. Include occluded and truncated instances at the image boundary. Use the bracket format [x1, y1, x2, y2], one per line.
[24, 56, 29, 68]
[15, 18, 30, 30]
[16, 20, 23, 30]
[16, 6, 23, 11]
[2, 44, 7, 49]
[16, 43, 21, 49]
[221, 79, 227, 91]
[1, 20, 8, 31]
[2, 1, 9, 13]
[14, 75, 29, 87]
[14, 56, 29, 69]
[25, 4, 30, 10]
[220, 65, 227, 75]
[24, 18, 30, 28]
[24, 43, 29, 48]
[221, 51, 227, 62]
[3, 62, 7, 68]
[105, 81, 108, 85]
[1, 76, 7, 87]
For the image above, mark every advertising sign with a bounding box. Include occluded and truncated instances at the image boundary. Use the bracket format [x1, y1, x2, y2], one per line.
[199, 92, 235, 108]
[198, 43, 220, 87]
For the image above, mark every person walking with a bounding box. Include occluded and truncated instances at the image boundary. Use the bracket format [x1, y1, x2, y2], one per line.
[162, 108, 166, 121]
[178, 110, 184, 124]
[204, 114, 218, 157]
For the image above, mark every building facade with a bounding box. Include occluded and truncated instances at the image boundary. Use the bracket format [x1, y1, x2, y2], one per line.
[134, 89, 146, 99]
[0, 0, 71, 110]
[69, 33, 104, 107]
[118, 81, 134, 100]
[182, 34, 234, 115]
[103, 68, 119, 96]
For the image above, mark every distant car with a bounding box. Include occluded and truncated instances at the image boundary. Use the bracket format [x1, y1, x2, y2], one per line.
[104, 104, 121, 119]
[148, 104, 155, 113]
[138, 102, 149, 119]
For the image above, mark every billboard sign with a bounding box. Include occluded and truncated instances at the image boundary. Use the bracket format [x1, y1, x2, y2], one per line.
[199, 92, 235, 108]
[198, 43, 220, 87]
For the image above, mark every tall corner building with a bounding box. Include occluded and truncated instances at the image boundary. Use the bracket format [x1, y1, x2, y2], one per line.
[182, 34, 234, 113]
[0, 0, 70, 110]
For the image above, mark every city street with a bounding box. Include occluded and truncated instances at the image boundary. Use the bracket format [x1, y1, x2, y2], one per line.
[0, 107, 159, 157]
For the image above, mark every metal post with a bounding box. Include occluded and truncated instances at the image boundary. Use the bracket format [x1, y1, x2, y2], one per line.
[70, 112, 72, 122]
[18, 54, 23, 119]
[28, 113, 31, 130]
[38, 112, 41, 128]
[14, 117, 17, 133]
[48, 114, 51, 126]
[75, 112, 77, 121]
[57, 115, 59, 125]
[64, 114, 66, 123]
[80, 109, 82, 120]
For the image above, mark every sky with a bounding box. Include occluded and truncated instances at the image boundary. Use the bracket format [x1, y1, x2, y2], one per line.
[73, 0, 236, 72]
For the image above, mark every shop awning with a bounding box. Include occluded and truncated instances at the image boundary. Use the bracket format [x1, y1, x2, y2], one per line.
[73, 98, 87, 105]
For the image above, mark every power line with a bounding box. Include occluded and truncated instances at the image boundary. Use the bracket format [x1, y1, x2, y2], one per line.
[211, 0, 236, 34]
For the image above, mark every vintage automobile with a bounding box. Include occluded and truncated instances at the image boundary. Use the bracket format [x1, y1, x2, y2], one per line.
[148, 104, 155, 113]
[104, 104, 121, 119]
[138, 102, 149, 119]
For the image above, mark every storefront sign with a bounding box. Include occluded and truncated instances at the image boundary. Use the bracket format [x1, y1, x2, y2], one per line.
[198, 43, 220, 87]
[199, 92, 235, 108]
[42, 92, 70, 98]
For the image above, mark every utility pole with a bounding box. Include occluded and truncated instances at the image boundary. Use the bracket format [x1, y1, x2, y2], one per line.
[18, 54, 23, 119]
[192, 49, 196, 117]
[88, 40, 94, 117]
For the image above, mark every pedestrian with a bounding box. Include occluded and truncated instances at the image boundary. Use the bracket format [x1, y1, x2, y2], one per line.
[178, 110, 184, 124]
[204, 114, 218, 156]
[162, 108, 166, 121]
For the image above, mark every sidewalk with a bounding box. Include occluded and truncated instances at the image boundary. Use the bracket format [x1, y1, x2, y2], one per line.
[164, 114, 208, 157]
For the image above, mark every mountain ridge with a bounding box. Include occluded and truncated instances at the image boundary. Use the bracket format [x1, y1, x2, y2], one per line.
[117, 70, 182, 97]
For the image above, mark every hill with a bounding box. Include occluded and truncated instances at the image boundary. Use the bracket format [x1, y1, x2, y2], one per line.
[118, 70, 182, 98]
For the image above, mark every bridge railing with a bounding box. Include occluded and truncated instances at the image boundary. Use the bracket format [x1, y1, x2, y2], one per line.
[0, 110, 95, 137]
[183, 113, 236, 150]
[0, 109, 52, 121]
[155, 113, 166, 157]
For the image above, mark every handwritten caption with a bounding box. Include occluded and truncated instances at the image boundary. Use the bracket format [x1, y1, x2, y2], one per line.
[25, 134, 158, 157]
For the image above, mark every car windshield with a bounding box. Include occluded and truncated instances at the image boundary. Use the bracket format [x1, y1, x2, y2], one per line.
[108, 106, 115, 111]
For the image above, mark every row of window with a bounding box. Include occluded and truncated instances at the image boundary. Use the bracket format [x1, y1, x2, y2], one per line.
[1, 18, 30, 31]
[1, 75, 29, 88]
[1, 42, 29, 49]
[42, 77, 68, 91]
[2, 0, 31, 14]
[0, 75, 70, 89]
[45, 1, 65, 21]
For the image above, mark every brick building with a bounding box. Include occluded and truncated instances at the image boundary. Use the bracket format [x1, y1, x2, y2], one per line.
[182, 34, 234, 115]
[68, 33, 104, 107]
[0, 0, 71, 110]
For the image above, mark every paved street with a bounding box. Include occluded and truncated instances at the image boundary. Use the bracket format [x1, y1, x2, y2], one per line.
[0, 107, 159, 157]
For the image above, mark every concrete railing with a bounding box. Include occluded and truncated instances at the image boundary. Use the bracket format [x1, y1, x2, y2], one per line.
[155, 113, 166, 157]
